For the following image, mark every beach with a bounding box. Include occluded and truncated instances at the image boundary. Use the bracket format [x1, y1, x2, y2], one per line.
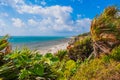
[10, 37, 71, 54]
[38, 40, 69, 54]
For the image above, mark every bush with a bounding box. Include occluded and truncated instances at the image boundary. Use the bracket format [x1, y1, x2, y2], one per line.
[91, 6, 120, 41]
[0, 35, 11, 66]
[110, 45, 120, 61]
[0, 36, 79, 80]
[68, 36, 93, 61]
[71, 58, 120, 80]
[102, 45, 120, 62]
[55, 50, 68, 61]
[0, 48, 60, 80]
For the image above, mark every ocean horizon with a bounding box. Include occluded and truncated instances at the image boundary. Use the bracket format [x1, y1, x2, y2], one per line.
[4, 36, 70, 50]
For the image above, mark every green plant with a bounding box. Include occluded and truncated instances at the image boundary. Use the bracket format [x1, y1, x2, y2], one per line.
[55, 50, 67, 61]
[0, 35, 11, 66]
[71, 58, 120, 80]
[51, 59, 78, 80]
[68, 36, 93, 61]
[110, 45, 120, 61]
[0, 48, 59, 80]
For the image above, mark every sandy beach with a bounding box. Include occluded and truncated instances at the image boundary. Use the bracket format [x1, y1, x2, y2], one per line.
[11, 37, 71, 54]
[38, 40, 69, 54]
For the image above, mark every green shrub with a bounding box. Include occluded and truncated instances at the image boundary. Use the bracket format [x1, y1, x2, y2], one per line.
[110, 45, 120, 61]
[91, 6, 120, 41]
[0, 47, 77, 80]
[0, 48, 60, 80]
[0, 35, 11, 66]
[0, 36, 79, 80]
[55, 50, 67, 61]
[68, 36, 93, 61]
[51, 59, 78, 80]
[71, 58, 120, 80]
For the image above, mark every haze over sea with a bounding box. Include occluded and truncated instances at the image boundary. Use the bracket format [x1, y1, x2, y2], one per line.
[7, 36, 70, 50]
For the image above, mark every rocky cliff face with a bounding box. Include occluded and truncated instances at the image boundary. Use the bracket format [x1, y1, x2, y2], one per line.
[91, 6, 120, 57]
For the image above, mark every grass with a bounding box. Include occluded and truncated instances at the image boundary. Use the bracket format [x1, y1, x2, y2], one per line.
[71, 57, 120, 80]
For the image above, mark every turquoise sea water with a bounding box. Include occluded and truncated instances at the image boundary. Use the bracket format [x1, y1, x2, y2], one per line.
[5, 36, 69, 50]
[9, 36, 66, 43]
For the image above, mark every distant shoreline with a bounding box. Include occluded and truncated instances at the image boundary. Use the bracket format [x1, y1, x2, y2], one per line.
[38, 39, 70, 54]
[11, 37, 71, 54]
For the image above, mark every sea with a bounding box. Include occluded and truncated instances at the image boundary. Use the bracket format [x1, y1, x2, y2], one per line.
[5, 36, 70, 50]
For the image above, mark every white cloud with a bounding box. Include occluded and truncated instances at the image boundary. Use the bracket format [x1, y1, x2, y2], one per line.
[0, 0, 91, 36]
[0, 19, 6, 27]
[12, 18, 25, 28]
[75, 18, 91, 33]
[0, 12, 8, 17]
[15, 2, 74, 32]
[17, 5, 72, 20]
[28, 19, 38, 26]
[0, 19, 6, 35]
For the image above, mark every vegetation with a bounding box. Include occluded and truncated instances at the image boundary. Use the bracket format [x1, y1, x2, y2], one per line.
[1, 6, 120, 80]
[68, 36, 93, 61]
[91, 6, 120, 41]
[70, 6, 120, 80]
[0, 35, 11, 66]
[71, 56, 120, 80]
[71, 46, 120, 80]
[0, 37, 78, 80]
[91, 6, 120, 58]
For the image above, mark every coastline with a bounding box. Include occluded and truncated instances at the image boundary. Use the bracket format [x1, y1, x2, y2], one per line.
[11, 37, 71, 54]
[38, 40, 69, 54]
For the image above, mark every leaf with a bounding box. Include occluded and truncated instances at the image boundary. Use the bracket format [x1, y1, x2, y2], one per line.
[0, 35, 9, 45]
[44, 53, 53, 59]
[33, 64, 44, 76]
[19, 68, 30, 80]
[34, 54, 42, 60]
[0, 42, 9, 51]
[10, 53, 19, 59]
[65, 60, 76, 71]
[51, 57, 59, 62]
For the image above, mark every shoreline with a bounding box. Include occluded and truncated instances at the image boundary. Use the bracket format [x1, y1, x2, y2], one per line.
[38, 41, 69, 54]
[11, 38, 71, 54]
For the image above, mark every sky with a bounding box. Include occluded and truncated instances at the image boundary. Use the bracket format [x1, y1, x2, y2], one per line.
[0, 0, 120, 36]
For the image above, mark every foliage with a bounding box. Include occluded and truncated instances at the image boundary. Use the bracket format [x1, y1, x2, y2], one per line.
[110, 45, 120, 61]
[71, 6, 120, 80]
[91, 6, 120, 41]
[0, 35, 11, 66]
[55, 50, 67, 61]
[50, 58, 80, 80]
[71, 57, 120, 80]
[1, 6, 120, 80]
[78, 32, 90, 37]
[68, 36, 93, 61]
[0, 48, 61, 80]
[0, 36, 77, 80]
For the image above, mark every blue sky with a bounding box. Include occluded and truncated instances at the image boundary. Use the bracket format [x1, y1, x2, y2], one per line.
[0, 0, 120, 36]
